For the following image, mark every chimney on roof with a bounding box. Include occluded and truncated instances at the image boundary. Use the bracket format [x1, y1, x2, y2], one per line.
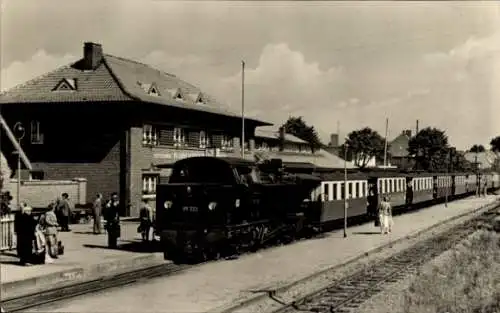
[83, 42, 103, 70]
[329, 133, 339, 147]
[278, 127, 285, 152]
[402, 130, 412, 137]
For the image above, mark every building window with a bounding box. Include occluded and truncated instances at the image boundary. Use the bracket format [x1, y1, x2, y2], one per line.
[199, 131, 208, 149]
[142, 124, 158, 146]
[173, 127, 186, 147]
[221, 135, 233, 150]
[30, 120, 44, 144]
[142, 174, 159, 195]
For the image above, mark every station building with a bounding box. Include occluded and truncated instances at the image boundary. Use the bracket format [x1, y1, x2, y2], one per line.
[0, 42, 270, 216]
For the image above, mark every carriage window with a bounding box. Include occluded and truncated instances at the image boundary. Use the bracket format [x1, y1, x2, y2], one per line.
[348, 183, 353, 199]
[332, 183, 338, 200]
[341, 183, 345, 199]
[378, 182, 381, 194]
[391, 179, 394, 193]
[356, 182, 361, 198]
[363, 182, 367, 197]
[323, 183, 330, 201]
[384, 180, 389, 194]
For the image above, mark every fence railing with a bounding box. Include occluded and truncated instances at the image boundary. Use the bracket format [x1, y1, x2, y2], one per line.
[0, 213, 16, 251]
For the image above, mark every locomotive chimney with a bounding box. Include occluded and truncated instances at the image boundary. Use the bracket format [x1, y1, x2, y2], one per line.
[278, 127, 285, 152]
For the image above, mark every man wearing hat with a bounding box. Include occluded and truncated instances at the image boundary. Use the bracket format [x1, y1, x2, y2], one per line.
[14, 203, 37, 265]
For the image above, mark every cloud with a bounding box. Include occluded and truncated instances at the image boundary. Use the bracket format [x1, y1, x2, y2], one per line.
[202, 43, 345, 121]
[1, 27, 498, 150]
[1, 50, 76, 91]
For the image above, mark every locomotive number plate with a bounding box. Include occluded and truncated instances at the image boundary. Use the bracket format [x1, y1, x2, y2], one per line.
[182, 206, 198, 212]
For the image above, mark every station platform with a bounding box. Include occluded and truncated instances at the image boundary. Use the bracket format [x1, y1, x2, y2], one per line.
[18, 195, 500, 313]
[0, 221, 165, 299]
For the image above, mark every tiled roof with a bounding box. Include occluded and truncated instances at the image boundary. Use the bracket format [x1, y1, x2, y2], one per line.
[254, 149, 357, 169]
[0, 62, 129, 103]
[255, 126, 308, 144]
[104, 55, 268, 123]
[0, 50, 270, 125]
[389, 133, 410, 158]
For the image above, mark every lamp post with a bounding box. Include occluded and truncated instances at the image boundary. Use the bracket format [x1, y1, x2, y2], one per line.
[343, 142, 348, 238]
[13, 122, 25, 210]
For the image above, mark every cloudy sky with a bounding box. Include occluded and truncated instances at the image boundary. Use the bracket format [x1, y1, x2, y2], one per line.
[1, 0, 499, 150]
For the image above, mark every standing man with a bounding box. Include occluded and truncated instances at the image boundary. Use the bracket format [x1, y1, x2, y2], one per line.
[138, 199, 153, 243]
[14, 203, 36, 265]
[104, 192, 121, 248]
[92, 193, 103, 234]
[56, 193, 72, 232]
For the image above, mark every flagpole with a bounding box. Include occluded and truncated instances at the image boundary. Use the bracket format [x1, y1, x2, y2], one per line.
[241, 60, 245, 158]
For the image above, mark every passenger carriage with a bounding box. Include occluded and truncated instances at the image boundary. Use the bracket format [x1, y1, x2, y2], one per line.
[374, 172, 408, 207]
[309, 172, 369, 226]
[410, 174, 434, 204]
[465, 174, 477, 194]
[453, 173, 467, 196]
[435, 174, 452, 199]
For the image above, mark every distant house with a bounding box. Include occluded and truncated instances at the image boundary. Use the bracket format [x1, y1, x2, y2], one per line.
[253, 126, 356, 169]
[0, 42, 270, 216]
[388, 130, 412, 169]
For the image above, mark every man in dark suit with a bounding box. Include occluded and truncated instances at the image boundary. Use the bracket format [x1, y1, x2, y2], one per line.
[56, 193, 72, 232]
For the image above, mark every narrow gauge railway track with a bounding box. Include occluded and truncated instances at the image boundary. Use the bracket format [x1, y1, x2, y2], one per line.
[271, 206, 500, 313]
[1, 262, 198, 313]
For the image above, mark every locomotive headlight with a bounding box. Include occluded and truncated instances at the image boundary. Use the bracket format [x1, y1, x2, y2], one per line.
[164, 201, 173, 209]
[208, 202, 217, 211]
[235, 199, 240, 208]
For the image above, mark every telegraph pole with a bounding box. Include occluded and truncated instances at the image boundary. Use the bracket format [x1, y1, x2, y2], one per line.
[343, 141, 348, 238]
[241, 60, 245, 158]
[383, 118, 389, 168]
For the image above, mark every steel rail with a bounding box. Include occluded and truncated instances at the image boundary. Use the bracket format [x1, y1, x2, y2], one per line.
[1, 262, 198, 312]
[271, 205, 499, 313]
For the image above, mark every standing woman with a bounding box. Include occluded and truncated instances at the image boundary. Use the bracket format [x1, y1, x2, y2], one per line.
[44, 202, 59, 262]
[14, 203, 36, 266]
[93, 193, 103, 234]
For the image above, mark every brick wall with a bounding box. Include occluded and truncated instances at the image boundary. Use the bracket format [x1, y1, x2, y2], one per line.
[129, 126, 154, 217]
[31, 138, 121, 205]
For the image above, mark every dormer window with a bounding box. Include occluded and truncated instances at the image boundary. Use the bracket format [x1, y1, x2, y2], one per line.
[148, 85, 160, 96]
[168, 88, 184, 102]
[189, 92, 206, 105]
[138, 81, 161, 96]
[53, 78, 77, 91]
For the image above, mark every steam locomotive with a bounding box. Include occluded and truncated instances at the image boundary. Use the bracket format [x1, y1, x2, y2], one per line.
[155, 156, 500, 262]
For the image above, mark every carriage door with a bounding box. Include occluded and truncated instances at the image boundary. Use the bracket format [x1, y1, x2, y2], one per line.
[405, 176, 413, 206]
[432, 176, 438, 199]
[367, 177, 378, 218]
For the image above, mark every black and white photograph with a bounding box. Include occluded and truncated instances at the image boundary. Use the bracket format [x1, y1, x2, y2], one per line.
[1, 1, 500, 312]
